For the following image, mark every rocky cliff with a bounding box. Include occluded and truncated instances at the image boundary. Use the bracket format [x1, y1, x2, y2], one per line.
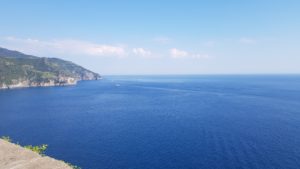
[0, 47, 101, 89]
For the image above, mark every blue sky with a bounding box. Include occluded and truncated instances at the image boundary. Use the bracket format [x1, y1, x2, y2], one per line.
[0, 0, 300, 74]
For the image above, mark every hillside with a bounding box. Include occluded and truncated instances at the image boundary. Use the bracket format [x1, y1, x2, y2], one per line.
[0, 47, 101, 89]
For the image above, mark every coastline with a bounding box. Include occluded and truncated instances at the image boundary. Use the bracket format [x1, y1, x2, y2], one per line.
[0, 78, 101, 90]
[0, 80, 77, 90]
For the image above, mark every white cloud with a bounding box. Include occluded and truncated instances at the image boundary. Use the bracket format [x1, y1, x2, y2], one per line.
[169, 48, 209, 59]
[85, 45, 125, 56]
[132, 48, 152, 57]
[1, 36, 210, 60]
[2, 37, 126, 57]
[170, 48, 189, 58]
[239, 37, 256, 44]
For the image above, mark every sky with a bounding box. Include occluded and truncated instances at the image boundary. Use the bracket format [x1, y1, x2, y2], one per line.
[0, 0, 300, 75]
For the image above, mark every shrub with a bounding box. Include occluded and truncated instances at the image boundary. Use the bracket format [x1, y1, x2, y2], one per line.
[1, 136, 12, 142]
[24, 144, 48, 156]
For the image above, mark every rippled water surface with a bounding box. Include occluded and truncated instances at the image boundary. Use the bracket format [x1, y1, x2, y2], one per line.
[1, 75, 300, 169]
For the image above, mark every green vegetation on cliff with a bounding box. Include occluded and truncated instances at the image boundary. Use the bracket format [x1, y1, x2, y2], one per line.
[0, 47, 100, 88]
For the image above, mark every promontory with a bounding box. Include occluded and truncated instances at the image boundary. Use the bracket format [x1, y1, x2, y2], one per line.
[0, 47, 101, 89]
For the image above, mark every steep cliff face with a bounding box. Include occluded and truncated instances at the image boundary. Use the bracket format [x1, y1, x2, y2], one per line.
[0, 47, 101, 89]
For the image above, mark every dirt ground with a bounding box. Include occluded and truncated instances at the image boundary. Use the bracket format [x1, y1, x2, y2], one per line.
[0, 139, 72, 169]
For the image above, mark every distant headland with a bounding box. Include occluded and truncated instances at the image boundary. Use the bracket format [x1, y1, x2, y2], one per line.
[0, 47, 101, 89]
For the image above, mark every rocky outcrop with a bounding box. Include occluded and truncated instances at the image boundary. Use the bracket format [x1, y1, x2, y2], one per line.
[0, 77, 78, 89]
[0, 139, 72, 169]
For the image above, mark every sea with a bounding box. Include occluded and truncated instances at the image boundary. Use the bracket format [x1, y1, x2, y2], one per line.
[1, 75, 300, 169]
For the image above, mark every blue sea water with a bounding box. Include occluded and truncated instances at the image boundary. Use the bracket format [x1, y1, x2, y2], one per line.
[1, 75, 300, 169]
